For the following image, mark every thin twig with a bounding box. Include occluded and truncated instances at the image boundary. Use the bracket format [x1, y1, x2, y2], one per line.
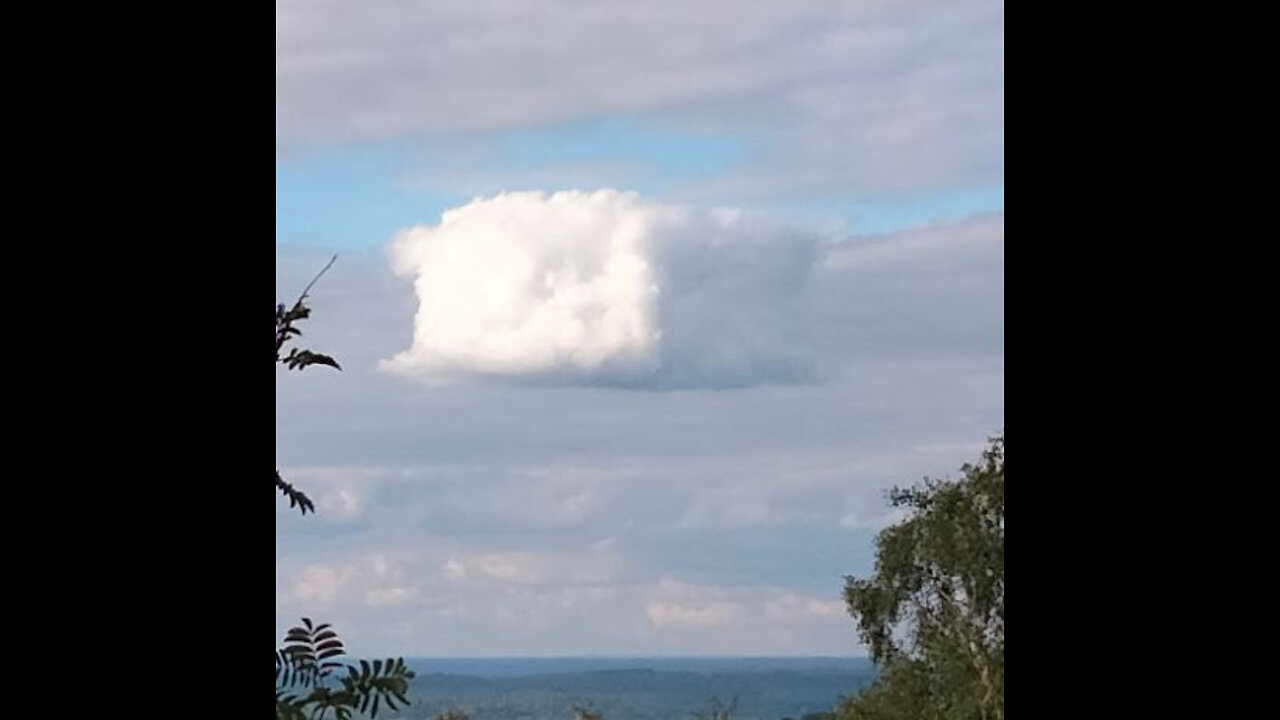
[293, 254, 338, 310]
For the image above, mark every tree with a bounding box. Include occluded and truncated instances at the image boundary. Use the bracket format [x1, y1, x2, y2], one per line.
[276, 263, 415, 719]
[275, 618, 415, 719]
[839, 436, 1004, 720]
[691, 697, 737, 720]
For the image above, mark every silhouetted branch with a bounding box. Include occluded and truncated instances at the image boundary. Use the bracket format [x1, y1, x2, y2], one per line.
[276, 471, 315, 515]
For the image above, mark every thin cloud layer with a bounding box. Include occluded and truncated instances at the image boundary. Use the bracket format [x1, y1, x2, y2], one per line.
[277, 546, 857, 655]
[382, 190, 820, 388]
[276, 0, 1003, 197]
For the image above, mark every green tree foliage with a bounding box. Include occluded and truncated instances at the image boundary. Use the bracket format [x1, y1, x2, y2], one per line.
[276, 618, 415, 719]
[839, 436, 1004, 720]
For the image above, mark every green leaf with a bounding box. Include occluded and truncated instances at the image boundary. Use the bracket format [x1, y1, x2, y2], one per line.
[316, 639, 345, 654]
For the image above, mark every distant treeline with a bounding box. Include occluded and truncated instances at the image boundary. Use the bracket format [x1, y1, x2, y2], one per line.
[380, 665, 877, 720]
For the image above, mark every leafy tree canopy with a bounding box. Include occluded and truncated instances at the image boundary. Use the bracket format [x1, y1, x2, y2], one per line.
[840, 436, 1004, 720]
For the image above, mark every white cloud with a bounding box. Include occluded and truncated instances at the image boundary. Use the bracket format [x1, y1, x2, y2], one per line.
[646, 600, 739, 629]
[287, 553, 424, 613]
[763, 592, 845, 621]
[365, 586, 419, 609]
[644, 579, 847, 632]
[319, 488, 362, 519]
[274, 466, 387, 532]
[292, 565, 344, 604]
[278, 543, 864, 655]
[441, 550, 617, 587]
[382, 190, 819, 388]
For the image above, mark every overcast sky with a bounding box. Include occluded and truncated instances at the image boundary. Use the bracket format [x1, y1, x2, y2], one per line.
[276, 0, 1004, 657]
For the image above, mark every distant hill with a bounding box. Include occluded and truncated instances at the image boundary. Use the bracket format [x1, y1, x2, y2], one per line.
[383, 658, 875, 720]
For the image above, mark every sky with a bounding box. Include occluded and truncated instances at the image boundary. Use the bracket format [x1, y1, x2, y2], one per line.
[275, 0, 1004, 657]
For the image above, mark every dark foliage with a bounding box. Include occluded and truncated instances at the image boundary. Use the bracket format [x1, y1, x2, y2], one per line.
[276, 618, 416, 719]
[276, 256, 340, 515]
